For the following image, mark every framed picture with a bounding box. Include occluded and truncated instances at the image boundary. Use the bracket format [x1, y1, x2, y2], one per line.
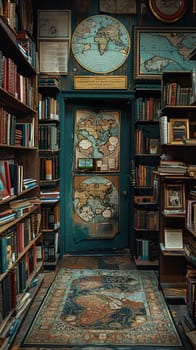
[193, 0, 196, 13]
[39, 40, 69, 74]
[164, 228, 183, 249]
[169, 118, 189, 144]
[149, 138, 159, 154]
[38, 10, 71, 38]
[149, 0, 187, 23]
[99, 0, 136, 14]
[134, 27, 196, 80]
[164, 183, 185, 210]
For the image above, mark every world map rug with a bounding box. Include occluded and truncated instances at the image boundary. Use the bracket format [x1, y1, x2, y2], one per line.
[23, 269, 182, 349]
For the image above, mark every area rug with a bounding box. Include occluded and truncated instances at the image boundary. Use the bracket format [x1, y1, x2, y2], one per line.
[23, 269, 182, 349]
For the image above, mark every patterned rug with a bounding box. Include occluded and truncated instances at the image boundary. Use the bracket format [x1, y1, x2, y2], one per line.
[23, 269, 182, 349]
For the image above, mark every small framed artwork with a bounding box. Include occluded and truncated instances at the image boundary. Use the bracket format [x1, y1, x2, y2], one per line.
[169, 118, 189, 144]
[149, 0, 187, 23]
[99, 0, 136, 14]
[193, 0, 196, 13]
[38, 10, 71, 39]
[164, 183, 185, 210]
[149, 138, 159, 154]
[134, 27, 196, 80]
[39, 40, 69, 74]
[164, 228, 183, 249]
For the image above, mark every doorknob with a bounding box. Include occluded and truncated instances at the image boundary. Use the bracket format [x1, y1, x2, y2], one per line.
[122, 190, 128, 197]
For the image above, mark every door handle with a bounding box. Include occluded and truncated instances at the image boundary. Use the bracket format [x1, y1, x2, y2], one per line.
[122, 190, 128, 197]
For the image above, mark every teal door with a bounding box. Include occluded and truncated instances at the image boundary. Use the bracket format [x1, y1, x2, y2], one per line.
[60, 98, 132, 253]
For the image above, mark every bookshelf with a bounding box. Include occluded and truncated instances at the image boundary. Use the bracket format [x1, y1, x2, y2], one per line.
[157, 71, 196, 301]
[38, 75, 60, 269]
[0, 5, 42, 348]
[133, 85, 161, 268]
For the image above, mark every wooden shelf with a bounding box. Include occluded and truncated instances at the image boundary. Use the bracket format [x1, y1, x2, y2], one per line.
[0, 17, 36, 76]
[160, 283, 186, 301]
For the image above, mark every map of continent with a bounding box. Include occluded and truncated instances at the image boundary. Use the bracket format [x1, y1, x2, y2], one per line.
[139, 31, 196, 76]
[74, 110, 120, 172]
[74, 176, 118, 223]
[71, 15, 130, 73]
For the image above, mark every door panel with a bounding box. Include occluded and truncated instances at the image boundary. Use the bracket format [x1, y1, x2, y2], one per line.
[61, 101, 131, 253]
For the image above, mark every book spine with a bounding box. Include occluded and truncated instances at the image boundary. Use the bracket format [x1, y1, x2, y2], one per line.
[45, 159, 52, 180]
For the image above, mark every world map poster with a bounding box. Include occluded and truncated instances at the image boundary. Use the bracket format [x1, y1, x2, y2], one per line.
[134, 27, 196, 80]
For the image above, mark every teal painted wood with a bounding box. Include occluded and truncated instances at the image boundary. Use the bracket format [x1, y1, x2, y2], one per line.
[60, 94, 132, 253]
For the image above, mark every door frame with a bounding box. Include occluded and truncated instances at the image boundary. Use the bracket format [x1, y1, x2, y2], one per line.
[59, 92, 134, 254]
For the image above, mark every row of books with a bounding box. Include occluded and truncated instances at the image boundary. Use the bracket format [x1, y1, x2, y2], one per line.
[134, 195, 156, 204]
[0, 51, 35, 107]
[16, 31, 37, 69]
[162, 82, 192, 106]
[38, 124, 59, 150]
[135, 130, 160, 154]
[41, 203, 60, 230]
[40, 155, 59, 181]
[135, 164, 156, 187]
[0, 244, 37, 322]
[38, 94, 60, 121]
[0, 160, 22, 199]
[0, 159, 39, 200]
[0, 211, 41, 273]
[43, 231, 59, 263]
[186, 268, 196, 323]
[134, 208, 159, 230]
[0, 108, 35, 147]
[1, 0, 17, 31]
[135, 238, 159, 261]
[135, 96, 161, 121]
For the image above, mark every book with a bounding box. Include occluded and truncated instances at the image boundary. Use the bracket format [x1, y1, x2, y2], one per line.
[159, 115, 168, 145]
[0, 237, 8, 273]
[45, 159, 52, 180]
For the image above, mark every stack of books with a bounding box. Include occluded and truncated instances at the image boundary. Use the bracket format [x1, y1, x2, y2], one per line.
[157, 160, 187, 174]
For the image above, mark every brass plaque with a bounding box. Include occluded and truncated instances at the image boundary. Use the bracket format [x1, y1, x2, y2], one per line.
[74, 76, 127, 89]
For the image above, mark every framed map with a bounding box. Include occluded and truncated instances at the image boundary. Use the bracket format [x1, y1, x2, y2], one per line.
[74, 110, 120, 172]
[134, 27, 196, 80]
[71, 15, 131, 74]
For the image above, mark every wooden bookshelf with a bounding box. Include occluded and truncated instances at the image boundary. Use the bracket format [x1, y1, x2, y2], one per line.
[0, 7, 42, 347]
[158, 71, 196, 305]
[38, 77, 60, 270]
[133, 86, 161, 268]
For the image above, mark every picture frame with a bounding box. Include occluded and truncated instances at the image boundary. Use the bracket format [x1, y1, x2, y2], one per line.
[149, 0, 187, 23]
[38, 10, 71, 39]
[164, 228, 183, 249]
[99, 0, 136, 14]
[169, 118, 189, 144]
[164, 183, 185, 210]
[193, 0, 196, 13]
[134, 27, 196, 80]
[149, 138, 159, 154]
[39, 40, 69, 75]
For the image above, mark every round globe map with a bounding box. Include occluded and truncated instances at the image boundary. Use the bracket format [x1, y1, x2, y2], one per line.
[71, 15, 131, 74]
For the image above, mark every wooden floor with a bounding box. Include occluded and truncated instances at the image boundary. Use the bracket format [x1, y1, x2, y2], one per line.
[10, 254, 195, 349]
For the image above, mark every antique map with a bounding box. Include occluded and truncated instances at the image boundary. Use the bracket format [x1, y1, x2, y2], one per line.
[138, 30, 196, 77]
[74, 110, 120, 172]
[71, 15, 130, 73]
